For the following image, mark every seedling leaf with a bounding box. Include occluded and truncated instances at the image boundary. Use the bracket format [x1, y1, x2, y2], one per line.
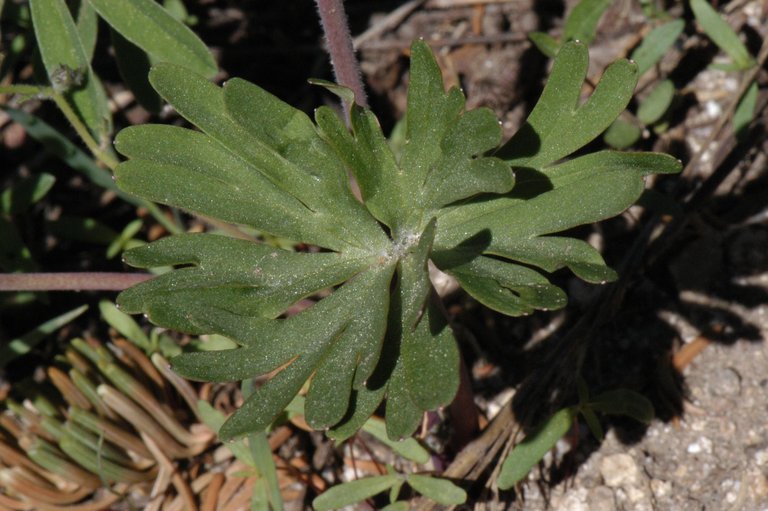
[589, 389, 654, 424]
[734, 81, 758, 141]
[563, 0, 612, 45]
[637, 79, 675, 125]
[406, 474, 467, 505]
[313, 474, 400, 511]
[690, 0, 755, 70]
[362, 417, 431, 464]
[529, 31, 560, 57]
[604, 119, 642, 149]
[497, 408, 574, 489]
[630, 20, 684, 76]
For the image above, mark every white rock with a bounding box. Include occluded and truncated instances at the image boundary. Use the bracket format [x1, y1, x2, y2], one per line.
[651, 479, 672, 499]
[600, 453, 642, 488]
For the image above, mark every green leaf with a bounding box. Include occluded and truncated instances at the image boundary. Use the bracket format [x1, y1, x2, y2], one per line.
[88, 0, 217, 78]
[116, 39, 680, 443]
[116, 66, 387, 252]
[498, 41, 639, 167]
[630, 20, 685, 76]
[529, 31, 560, 58]
[690, 0, 755, 70]
[29, 0, 110, 140]
[119, 234, 374, 323]
[400, 297, 459, 413]
[435, 152, 681, 314]
[381, 503, 409, 511]
[406, 475, 467, 505]
[580, 406, 604, 441]
[637, 79, 675, 125]
[74, 0, 98, 61]
[446, 255, 566, 316]
[309, 78, 356, 109]
[361, 417, 431, 464]
[733, 80, 758, 142]
[497, 408, 574, 489]
[0, 305, 88, 366]
[563, 0, 612, 45]
[1, 173, 55, 215]
[313, 474, 400, 511]
[588, 389, 654, 424]
[603, 118, 642, 149]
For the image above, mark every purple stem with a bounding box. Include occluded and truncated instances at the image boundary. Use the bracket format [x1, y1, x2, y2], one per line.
[315, 0, 368, 108]
[0, 272, 153, 292]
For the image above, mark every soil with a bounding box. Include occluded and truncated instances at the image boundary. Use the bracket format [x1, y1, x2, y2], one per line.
[2, 0, 768, 510]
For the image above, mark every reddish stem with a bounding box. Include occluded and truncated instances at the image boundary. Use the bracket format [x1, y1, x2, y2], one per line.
[449, 356, 480, 452]
[314, 0, 368, 108]
[0, 272, 152, 292]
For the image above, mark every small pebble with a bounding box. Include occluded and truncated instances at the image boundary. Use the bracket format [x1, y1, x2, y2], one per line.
[600, 453, 642, 488]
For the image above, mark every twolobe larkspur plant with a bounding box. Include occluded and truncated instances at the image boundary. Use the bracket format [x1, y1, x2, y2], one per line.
[114, 40, 681, 442]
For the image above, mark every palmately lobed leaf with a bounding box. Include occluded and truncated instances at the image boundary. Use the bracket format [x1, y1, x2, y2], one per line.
[116, 40, 680, 440]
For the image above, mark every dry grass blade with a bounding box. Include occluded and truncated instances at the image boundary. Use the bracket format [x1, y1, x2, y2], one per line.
[151, 353, 203, 421]
[112, 338, 166, 390]
[96, 384, 193, 459]
[99, 361, 211, 447]
[201, 472, 225, 511]
[46, 368, 91, 410]
[67, 407, 153, 462]
[0, 492, 34, 510]
[141, 433, 198, 511]
[1, 331, 247, 510]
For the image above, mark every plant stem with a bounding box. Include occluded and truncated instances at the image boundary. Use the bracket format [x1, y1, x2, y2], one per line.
[0, 272, 152, 292]
[50, 92, 119, 171]
[314, 0, 368, 108]
[0, 84, 48, 96]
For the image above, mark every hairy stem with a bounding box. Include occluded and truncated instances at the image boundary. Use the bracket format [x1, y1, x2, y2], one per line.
[0, 272, 152, 292]
[314, 0, 368, 108]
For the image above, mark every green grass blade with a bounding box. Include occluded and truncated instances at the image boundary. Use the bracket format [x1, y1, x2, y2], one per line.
[0, 305, 88, 366]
